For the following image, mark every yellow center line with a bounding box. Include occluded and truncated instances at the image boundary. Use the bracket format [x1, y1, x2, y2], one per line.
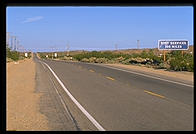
[144, 90, 165, 99]
[106, 76, 115, 81]
[89, 69, 95, 72]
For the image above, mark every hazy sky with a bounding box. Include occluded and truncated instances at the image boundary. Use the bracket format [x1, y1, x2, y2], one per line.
[7, 6, 193, 52]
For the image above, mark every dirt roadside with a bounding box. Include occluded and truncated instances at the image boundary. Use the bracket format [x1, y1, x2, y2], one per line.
[106, 63, 193, 83]
[6, 56, 49, 131]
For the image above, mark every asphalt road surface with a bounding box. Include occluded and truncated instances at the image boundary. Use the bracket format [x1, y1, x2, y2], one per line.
[34, 54, 193, 131]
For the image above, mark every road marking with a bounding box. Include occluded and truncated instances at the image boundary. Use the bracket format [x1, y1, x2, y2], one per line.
[97, 64, 193, 88]
[106, 76, 115, 81]
[144, 90, 165, 99]
[39, 61, 46, 69]
[41, 61, 105, 131]
[48, 72, 75, 124]
[53, 61, 193, 87]
[89, 69, 95, 72]
[40, 61, 78, 128]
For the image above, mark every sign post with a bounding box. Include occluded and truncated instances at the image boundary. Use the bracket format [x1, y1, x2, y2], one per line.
[54, 53, 57, 58]
[158, 40, 189, 61]
[163, 50, 166, 62]
[25, 52, 28, 58]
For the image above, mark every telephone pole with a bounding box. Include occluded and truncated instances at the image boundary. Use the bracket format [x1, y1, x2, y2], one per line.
[66, 41, 70, 56]
[10, 36, 15, 51]
[14, 36, 17, 51]
[115, 44, 118, 50]
[16, 39, 20, 51]
[50, 46, 54, 59]
[11, 36, 17, 51]
[137, 40, 140, 49]
[6, 32, 10, 48]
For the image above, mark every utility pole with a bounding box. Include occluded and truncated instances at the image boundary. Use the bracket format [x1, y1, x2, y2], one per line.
[10, 36, 13, 50]
[115, 44, 118, 51]
[137, 40, 140, 49]
[163, 50, 166, 62]
[14, 37, 18, 51]
[12, 36, 17, 51]
[66, 41, 70, 56]
[6, 32, 13, 48]
[50, 45, 56, 59]
[16, 39, 20, 51]
[6, 32, 10, 48]
[10, 36, 15, 51]
[51, 46, 54, 59]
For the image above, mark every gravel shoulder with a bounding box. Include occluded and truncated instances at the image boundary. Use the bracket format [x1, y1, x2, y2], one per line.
[6, 56, 49, 131]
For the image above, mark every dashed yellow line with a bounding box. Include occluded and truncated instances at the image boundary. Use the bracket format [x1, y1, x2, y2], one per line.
[89, 69, 95, 72]
[106, 76, 115, 81]
[144, 90, 165, 99]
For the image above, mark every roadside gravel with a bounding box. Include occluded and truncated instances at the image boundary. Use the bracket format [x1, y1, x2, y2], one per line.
[6, 57, 49, 131]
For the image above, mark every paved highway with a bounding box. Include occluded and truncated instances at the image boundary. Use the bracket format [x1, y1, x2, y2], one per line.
[34, 54, 193, 131]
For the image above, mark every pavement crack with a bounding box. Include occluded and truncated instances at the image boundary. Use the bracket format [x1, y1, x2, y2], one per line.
[47, 69, 81, 131]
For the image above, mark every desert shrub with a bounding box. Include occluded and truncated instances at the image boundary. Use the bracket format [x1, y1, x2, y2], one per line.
[95, 57, 109, 63]
[121, 58, 132, 64]
[89, 57, 97, 62]
[39, 53, 47, 59]
[81, 58, 90, 62]
[169, 58, 185, 71]
[6, 48, 20, 61]
[48, 49, 193, 72]
[140, 50, 148, 58]
[114, 56, 126, 63]
[183, 53, 194, 72]
[72, 51, 131, 61]
[186, 59, 194, 72]
[168, 51, 193, 72]
[156, 62, 170, 69]
[131, 53, 140, 58]
[62, 56, 73, 60]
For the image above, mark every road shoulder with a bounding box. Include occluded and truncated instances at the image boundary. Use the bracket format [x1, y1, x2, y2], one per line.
[103, 63, 193, 85]
[6, 57, 49, 131]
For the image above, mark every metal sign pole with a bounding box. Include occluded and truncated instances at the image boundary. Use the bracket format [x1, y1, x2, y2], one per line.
[182, 50, 184, 57]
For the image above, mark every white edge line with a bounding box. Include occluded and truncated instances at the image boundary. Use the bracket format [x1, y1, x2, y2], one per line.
[41, 61, 105, 131]
[100, 64, 193, 88]
[39, 61, 74, 123]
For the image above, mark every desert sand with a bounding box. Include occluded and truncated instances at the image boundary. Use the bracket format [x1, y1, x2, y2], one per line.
[6, 57, 49, 131]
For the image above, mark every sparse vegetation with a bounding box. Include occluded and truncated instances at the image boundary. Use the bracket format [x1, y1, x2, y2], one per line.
[6, 46, 32, 62]
[168, 51, 193, 72]
[6, 47, 20, 61]
[38, 46, 194, 72]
